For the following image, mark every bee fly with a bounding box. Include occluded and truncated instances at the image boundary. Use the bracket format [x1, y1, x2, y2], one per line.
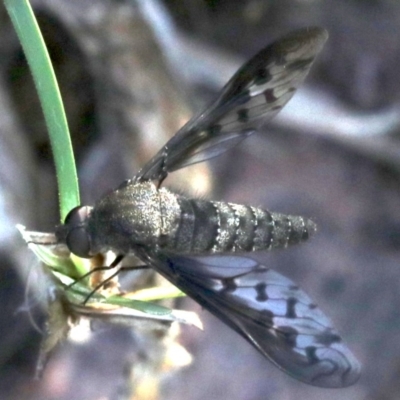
[55, 27, 360, 387]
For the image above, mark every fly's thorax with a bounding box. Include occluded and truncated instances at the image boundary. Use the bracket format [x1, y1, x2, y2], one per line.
[87, 182, 179, 253]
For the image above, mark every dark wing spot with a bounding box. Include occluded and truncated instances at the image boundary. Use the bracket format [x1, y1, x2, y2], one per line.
[260, 309, 275, 326]
[264, 89, 277, 103]
[286, 297, 298, 318]
[207, 124, 222, 136]
[237, 108, 250, 123]
[254, 68, 272, 85]
[316, 331, 342, 346]
[278, 326, 298, 348]
[255, 282, 268, 302]
[221, 277, 237, 293]
[305, 346, 319, 364]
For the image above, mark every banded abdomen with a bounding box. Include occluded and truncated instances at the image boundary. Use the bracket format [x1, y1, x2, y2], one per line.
[165, 197, 316, 254]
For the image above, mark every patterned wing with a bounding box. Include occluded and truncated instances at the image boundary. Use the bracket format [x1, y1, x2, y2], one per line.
[145, 252, 360, 387]
[134, 27, 328, 183]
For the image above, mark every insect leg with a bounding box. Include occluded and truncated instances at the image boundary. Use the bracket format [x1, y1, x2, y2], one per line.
[67, 254, 125, 291]
[82, 263, 151, 304]
[78, 257, 151, 304]
[82, 264, 123, 304]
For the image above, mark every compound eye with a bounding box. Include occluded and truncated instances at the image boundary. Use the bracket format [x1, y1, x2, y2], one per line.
[65, 206, 92, 227]
[63, 206, 93, 258]
[65, 226, 91, 258]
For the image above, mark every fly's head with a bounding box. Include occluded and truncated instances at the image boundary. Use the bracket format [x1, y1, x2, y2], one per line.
[56, 206, 94, 258]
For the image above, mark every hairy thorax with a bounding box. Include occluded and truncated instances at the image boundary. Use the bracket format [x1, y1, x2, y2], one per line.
[88, 181, 181, 253]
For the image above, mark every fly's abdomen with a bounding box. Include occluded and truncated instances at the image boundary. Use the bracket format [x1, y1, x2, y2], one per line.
[167, 197, 316, 254]
[212, 202, 316, 252]
[166, 198, 219, 253]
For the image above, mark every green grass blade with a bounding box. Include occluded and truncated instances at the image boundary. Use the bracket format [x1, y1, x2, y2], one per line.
[4, 0, 80, 221]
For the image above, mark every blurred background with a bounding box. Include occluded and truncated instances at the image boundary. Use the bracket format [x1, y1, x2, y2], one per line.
[1, 0, 400, 399]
